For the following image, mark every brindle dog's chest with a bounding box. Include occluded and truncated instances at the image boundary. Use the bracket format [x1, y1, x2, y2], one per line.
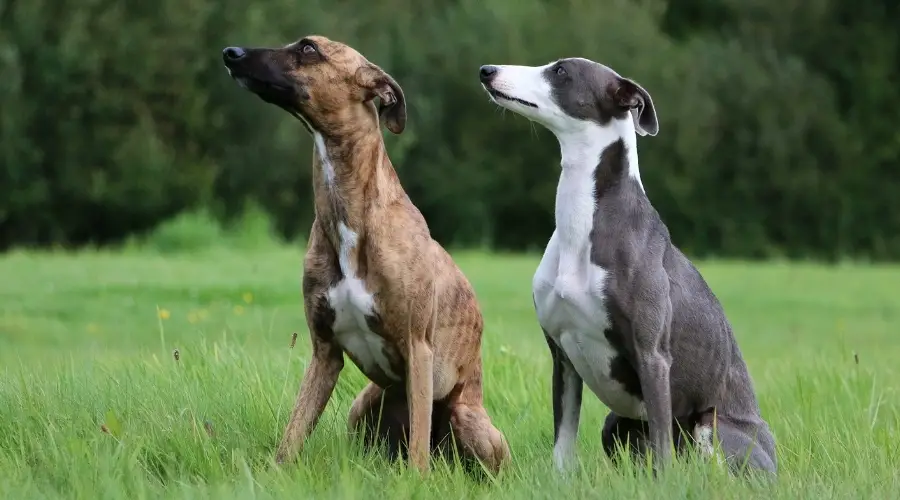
[326, 274, 404, 387]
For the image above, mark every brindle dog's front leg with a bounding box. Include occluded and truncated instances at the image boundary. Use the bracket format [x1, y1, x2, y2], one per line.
[275, 324, 344, 464]
[407, 336, 434, 474]
[275, 227, 345, 465]
[406, 278, 440, 475]
[632, 273, 674, 469]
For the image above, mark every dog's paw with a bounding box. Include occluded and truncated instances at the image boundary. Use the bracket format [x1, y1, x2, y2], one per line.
[552, 445, 577, 475]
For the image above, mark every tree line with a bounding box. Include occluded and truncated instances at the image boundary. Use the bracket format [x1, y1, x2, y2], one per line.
[1, 0, 897, 260]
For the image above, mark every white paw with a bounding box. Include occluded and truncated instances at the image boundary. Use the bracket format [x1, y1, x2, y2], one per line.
[694, 424, 727, 468]
[552, 444, 577, 474]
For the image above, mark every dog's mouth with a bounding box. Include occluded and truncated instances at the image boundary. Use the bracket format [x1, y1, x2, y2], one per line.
[226, 67, 313, 130]
[227, 68, 293, 98]
[484, 86, 538, 109]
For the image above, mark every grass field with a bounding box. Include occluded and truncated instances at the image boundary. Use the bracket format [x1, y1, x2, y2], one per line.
[1, 220, 899, 499]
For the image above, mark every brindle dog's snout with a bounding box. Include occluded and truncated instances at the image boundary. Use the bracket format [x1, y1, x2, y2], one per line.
[222, 47, 246, 62]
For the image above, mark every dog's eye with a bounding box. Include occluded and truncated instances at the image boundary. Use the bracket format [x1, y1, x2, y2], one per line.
[556, 65, 567, 76]
[301, 44, 316, 55]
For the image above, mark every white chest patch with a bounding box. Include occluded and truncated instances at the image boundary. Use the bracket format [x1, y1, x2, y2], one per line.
[533, 149, 647, 420]
[314, 131, 336, 186]
[326, 222, 400, 382]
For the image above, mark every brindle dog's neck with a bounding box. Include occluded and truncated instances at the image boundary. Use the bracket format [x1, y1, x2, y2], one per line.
[310, 119, 403, 253]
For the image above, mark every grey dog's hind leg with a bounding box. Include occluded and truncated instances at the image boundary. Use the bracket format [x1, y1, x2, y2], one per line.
[710, 415, 777, 477]
[601, 412, 700, 464]
[601, 412, 650, 463]
[601, 409, 780, 474]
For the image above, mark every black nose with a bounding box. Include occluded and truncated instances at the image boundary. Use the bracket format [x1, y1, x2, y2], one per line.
[222, 47, 246, 61]
[479, 65, 499, 83]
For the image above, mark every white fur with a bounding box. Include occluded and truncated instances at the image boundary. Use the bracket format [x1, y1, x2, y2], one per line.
[694, 424, 715, 456]
[693, 423, 727, 467]
[551, 361, 582, 472]
[314, 131, 336, 186]
[486, 62, 648, 471]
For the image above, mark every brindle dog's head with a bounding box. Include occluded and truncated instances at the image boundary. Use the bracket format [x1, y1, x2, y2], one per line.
[222, 35, 406, 135]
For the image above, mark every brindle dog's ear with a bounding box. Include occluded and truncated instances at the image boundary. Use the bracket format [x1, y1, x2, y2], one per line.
[613, 77, 659, 137]
[356, 64, 407, 134]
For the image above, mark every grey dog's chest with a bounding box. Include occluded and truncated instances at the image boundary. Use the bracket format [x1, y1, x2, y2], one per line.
[534, 233, 646, 419]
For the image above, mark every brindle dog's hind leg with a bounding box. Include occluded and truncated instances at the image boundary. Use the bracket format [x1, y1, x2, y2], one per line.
[445, 369, 510, 477]
[446, 403, 509, 477]
[348, 381, 510, 477]
[348, 385, 456, 462]
[348, 383, 435, 461]
[348, 383, 399, 458]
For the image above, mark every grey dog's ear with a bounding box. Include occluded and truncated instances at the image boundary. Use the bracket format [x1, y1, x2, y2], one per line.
[356, 63, 407, 134]
[613, 77, 659, 137]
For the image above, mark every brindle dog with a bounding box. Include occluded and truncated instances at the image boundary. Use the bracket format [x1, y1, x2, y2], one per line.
[222, 35, 510, 476]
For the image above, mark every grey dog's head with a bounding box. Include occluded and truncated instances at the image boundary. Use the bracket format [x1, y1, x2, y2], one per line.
[478, 58, 658, 138]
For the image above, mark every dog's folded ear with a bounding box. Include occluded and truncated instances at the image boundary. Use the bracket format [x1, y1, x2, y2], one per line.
[613, 78, 659, 137]
[356, 64, 408, 135]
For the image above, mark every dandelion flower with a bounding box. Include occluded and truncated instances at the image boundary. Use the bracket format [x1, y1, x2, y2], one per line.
[158, 309, 171, 320]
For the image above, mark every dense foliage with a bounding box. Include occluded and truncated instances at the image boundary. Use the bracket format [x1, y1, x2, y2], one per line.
[1, 0, 897, 260]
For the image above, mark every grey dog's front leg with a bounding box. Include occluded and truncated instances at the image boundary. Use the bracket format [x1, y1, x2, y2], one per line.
[544, 331, 583, 472]
[632, 279, 675, 468]
[637, 347, 673, 467]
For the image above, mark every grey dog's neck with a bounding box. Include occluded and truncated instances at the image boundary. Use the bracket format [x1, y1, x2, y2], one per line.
[552, 121, 644, 248]
[556, 120, 642, 182]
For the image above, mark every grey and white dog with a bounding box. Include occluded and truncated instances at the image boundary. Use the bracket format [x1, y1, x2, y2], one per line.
[478, 59, 777, 476]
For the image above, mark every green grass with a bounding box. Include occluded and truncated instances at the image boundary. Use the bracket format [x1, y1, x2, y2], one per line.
[2, 237, 899, 498]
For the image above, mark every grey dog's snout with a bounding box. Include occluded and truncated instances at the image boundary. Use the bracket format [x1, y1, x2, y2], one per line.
[222, 47, 246, 62]
[479, 65, 499, 83]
